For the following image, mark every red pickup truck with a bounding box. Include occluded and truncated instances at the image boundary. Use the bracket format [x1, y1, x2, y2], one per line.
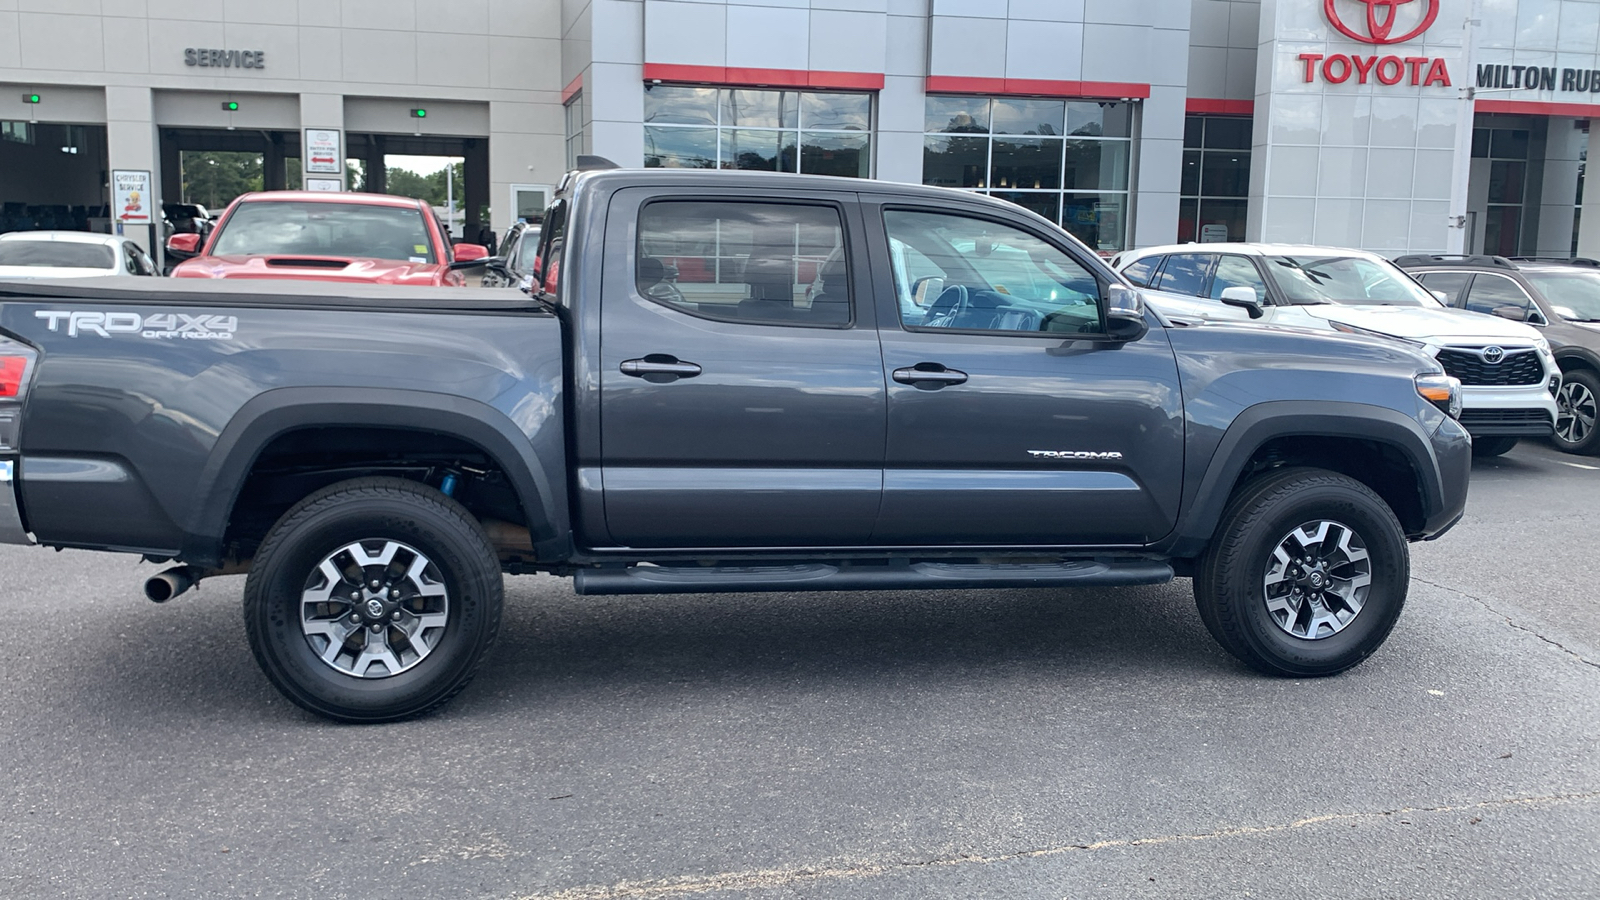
[167, 191, 488, 286]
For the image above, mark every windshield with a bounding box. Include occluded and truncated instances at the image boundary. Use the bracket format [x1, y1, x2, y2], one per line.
[1524, 272, 1600, 321]
[210, 201, 435, 263]
[0, 242, 115, 269]
[1265, 255, 1439, 307]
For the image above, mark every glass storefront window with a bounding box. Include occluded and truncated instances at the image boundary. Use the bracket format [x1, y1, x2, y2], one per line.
[644, 85, 874, 177]
[1180, 115, 1252, 243]
[922, 95, 1136, 252]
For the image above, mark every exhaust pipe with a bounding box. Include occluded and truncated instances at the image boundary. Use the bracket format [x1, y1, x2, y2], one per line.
[144, 566, 199, 603]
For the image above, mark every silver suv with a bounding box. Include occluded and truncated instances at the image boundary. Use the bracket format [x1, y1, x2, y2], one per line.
[1113, 243, 1559, 458]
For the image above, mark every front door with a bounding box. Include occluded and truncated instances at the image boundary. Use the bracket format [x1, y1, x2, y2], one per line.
[867, 201, 1185, 546]
[597, 189, 884, 548]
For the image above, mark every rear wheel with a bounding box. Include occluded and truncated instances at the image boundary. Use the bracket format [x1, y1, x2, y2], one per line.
[1470, 436, 1519, 458]
[243, 477, 503, 723]
[1554, 369, 1600, 455]
[1195, 468, 1409, 677]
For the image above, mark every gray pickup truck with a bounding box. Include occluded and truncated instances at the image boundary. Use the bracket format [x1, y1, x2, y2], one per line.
[0, 169, 1471, 722]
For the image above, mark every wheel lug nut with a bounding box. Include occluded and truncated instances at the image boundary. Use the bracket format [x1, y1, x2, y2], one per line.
[389, 589, 401, 599]
[351, 591, 361, 600]
[369, 579, 381, 590]
[349, 614, 361, 624]
[369, 623, 382, 633]
[391, 611, 402, 621]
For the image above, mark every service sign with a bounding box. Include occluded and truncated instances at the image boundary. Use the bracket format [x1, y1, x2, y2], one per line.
[112, 170, 152, 224]
[305, 129, 342, 175]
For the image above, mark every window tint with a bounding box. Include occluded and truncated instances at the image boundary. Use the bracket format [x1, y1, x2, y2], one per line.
[637, 201, 850, 327]
[211, 201, 435, 263]
[883, 209, 1103, 335]
[1209, 255, 1268, 301]
[1417, 271, 1471, 306]
[0, 241, 115, 268]
[1154, 253, 1213, 297]
[1464, 273, 1536, 319]
[1122, 255, 1159, 287]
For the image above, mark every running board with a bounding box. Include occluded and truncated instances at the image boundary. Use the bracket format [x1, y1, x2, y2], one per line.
[573, 559, 1173, 596]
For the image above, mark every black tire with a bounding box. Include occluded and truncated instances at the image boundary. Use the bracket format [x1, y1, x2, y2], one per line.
[1471, 436, 1519, 458]
[243, 477, 503, 723]
[1554, 368, 1600, 455]
[1194, 467, 1409, 677]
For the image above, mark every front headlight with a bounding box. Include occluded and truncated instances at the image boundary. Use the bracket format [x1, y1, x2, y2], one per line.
[1416, 373, 1463, 419]
[1536, 338, 1552, 354]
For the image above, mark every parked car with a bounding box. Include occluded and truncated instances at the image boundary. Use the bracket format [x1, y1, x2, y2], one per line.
[166, 191, 489, 286]
[0, 169, 1470, 722]
[1393, 254, 1600, 455]
[0, 231, 157, 279]
[1112, 243, 1559, 457]
[481, 221, 541, 289]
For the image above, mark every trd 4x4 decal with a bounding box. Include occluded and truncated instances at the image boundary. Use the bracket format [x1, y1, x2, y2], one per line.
[35, 310, 238, 340]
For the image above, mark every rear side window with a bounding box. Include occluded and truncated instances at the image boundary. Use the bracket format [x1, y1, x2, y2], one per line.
[1122, 256, 1159, 287]
[637, 200, 851, 328]
[1155, 253, 1213, 297]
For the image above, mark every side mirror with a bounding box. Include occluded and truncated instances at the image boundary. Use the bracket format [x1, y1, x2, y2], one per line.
[1104, 284, 1149, 342]
[452, 243, 489, 262]
[1431, 290, 1451, 304]
[166, 232, 201, 259]
[912, 276, 945, 307]
[1219, 285, 1265, 319]
[1491, 305, 1529, 322]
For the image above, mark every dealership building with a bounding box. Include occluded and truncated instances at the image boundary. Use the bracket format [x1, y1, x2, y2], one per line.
[3, 0, 1600, 261]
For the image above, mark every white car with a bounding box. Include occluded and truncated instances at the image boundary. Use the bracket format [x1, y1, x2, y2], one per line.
[1111, 243, 1559, 457]
[0, 231, 158, 279]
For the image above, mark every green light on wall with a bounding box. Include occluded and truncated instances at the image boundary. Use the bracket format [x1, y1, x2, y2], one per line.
[221, 101, 239, 111]
[22, 93, 40, 104]
[410, 108, 428, 119]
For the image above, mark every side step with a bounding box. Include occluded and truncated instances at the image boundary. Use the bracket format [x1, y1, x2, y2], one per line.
[573, 559, 1173, 596]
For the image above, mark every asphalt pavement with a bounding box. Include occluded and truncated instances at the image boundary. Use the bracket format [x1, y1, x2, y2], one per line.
[1, 440, 1596, 899]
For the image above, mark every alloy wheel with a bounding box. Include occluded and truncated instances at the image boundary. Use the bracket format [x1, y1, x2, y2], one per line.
[1262, 520, 1372, 640]
[299, 539, 450, 678]
[1556, 381, 1596, 447]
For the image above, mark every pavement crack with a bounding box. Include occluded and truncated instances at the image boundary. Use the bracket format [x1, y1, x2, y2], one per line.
[510, 791, 1600, 900]
[1413, 576, 1600, 672]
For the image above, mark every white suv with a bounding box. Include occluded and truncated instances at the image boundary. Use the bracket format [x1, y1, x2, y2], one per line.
[1112, 243, 1559, 457]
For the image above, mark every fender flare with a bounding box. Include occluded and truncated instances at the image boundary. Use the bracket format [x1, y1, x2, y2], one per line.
[1161, 400, 1445, 558]
[178, 387, 566, 567]
[1553, 347, 1600, 374]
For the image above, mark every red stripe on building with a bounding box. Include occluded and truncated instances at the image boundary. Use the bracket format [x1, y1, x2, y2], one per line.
[1476, 98, 1600, 118]
[643, 64, 884, 91]
[925, 76, 1150, 100]
[1186, 98, 1253, 115]
[561, 74, 583, 104]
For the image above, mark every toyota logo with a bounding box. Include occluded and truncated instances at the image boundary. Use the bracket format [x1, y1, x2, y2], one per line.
[1325, 0, 1440, 45]
[365, 598, 385, 618]
[1482, 346, 1506, 364]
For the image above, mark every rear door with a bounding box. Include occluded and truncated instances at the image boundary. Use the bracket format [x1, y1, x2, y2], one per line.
[865, 199, 1185, 545]
[597, 187, 884, 548]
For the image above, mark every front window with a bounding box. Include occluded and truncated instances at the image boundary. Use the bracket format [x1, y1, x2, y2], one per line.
[1265, 255, 1439, 307]
[1525, 272, 1600, 322]
[210, 201, 436, 263]
[0, 241, 115, 269]
[923, 96, 1134, 253]
[884, 209, 1103, 334]
[643, 86, 872, 178]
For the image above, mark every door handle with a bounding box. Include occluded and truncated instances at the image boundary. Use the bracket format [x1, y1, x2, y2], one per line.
[620, 355, 703, 382]
[892, 363, 968, 389]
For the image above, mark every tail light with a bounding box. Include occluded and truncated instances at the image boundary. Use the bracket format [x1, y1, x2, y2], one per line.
[0, 337, 38, 452]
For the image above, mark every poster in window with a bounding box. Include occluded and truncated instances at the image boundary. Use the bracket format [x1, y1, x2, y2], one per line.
[112, 170, 152, 223]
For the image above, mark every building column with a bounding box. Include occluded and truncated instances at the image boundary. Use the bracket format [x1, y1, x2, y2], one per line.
[464, 137, 490, 245]
[105, 86, 161, 260]
[1578, 123, 1600, 260]
[263, 135, 287, 191]
[159, 131, 181, 206]
[299, 93, 346, 189]
[365, 134, 387, 194]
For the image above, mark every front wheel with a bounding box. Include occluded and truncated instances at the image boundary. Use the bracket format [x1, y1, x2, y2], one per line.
[1194, 468, 1409, 677]
[243, 477, 503, 723]
[1554, 369, 1600, 455]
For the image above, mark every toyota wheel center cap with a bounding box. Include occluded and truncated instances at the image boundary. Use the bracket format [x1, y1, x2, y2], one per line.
[365, 598, 385, 619]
